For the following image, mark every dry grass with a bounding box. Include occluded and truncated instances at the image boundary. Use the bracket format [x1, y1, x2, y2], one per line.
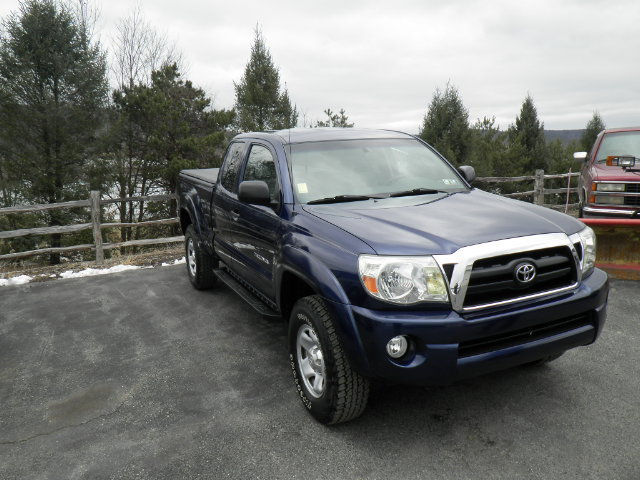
[0, 245, 184, 282]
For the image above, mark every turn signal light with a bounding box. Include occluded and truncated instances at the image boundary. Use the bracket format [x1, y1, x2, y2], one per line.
[363, 275, 378, 294]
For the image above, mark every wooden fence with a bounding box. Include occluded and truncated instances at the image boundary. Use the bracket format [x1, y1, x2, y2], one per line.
[476, 169, 580, 211]
[0, 191, 182, 264]
[0, 169, 581, 265]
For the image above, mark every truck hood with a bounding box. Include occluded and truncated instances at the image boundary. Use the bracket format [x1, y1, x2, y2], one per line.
[592, 162, 640, 181]
[302, 189, 585, 255]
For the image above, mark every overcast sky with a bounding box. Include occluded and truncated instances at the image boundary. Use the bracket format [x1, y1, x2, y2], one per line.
[2, 0, 639, 132]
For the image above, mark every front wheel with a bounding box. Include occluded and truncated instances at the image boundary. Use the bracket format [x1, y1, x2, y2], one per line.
[288, 295, 370, 424]
[184, 225, 217, 290]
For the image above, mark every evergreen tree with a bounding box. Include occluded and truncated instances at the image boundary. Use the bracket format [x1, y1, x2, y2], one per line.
[546, 139, 581, 174]
[507, 94, 546, 173]
[419, 82, 470, 165]
[111, 64, 234, 221]
[468, 117, 507, 176]
[0, 0, 108, 263]
[315, 108, 354, 128]
[234, 27, 297, 131]
[581, 111, 605, 152]
[275, 86, 298, 129]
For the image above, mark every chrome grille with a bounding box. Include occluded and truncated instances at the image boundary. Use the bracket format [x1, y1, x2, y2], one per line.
[463, 246, 577, 309]
[624, 195, 640, 206]
[433, 233, 582, 313]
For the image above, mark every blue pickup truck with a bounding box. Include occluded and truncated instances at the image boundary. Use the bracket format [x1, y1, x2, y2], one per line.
[178, 128, 609, 424]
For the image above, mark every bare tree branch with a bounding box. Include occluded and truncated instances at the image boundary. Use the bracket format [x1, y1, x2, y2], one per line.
[111, 4, 183, 89]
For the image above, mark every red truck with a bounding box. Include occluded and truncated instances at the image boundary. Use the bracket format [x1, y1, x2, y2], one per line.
[576, 127, 640, 218]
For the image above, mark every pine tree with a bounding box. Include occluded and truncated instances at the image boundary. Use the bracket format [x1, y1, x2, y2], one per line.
[111, 64, 234, 222]
[419, 82, 470, 165]
[275, 86, 298, 129]
[0, 0, 108, 263]
[234, 27, 297, 131]
[315, 108, 354, 128]
[507, 94, 547, 173]
[581, 111, 605, 152]
[468, 117, 506, 176]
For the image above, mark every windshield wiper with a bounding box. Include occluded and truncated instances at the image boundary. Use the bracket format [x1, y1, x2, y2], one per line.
[387, 187, 448, 198]
[306, 194, 375, 205]
[306, 188, 451, 204]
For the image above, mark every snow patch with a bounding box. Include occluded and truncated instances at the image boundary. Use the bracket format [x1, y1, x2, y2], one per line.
[0, 275, 33, 287]
[161, 257, 185, 266]
[59, 264, 150, 279]
[1, 258, 183, 287]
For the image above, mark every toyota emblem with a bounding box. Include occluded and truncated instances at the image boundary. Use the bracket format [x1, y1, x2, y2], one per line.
[514, 262, 536, 284]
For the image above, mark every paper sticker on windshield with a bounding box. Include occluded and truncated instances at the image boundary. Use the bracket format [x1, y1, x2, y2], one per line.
[297, 183, 309, 194]
[442, 179, 458, 185]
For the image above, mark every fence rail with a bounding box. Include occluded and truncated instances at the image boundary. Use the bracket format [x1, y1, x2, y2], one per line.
[477, 169, 580, 210]
[0, 169, 581, 265]
[0, 191, 181, 263]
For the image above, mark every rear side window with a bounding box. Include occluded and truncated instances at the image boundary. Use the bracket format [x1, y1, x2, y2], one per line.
[220, 142, 245, 192]
[243, 144, 280, 204]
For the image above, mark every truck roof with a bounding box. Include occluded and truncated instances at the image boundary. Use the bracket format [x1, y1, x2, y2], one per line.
[233, 127, 414, 145]
[601, 126, 640, 134]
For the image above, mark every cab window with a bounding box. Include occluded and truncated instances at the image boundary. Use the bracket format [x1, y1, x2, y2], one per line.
[220, 142, 245, 192]
[243, 144, 280, 205]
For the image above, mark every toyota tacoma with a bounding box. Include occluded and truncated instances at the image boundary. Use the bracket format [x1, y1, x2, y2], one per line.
[178, 128, 609, 424]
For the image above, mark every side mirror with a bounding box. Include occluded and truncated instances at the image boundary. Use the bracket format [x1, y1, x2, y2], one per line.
[574, 151, 588, 162]
[458, 165, 476, 183]
[238, 180, 270, 206]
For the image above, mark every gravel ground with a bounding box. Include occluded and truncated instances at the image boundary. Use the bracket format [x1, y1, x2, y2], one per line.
[0, 266, 638, 479]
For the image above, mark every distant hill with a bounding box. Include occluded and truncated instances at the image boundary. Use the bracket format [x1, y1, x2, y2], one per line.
[544, 129, 584, 145]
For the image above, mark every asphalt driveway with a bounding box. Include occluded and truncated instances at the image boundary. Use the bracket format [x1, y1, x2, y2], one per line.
[1, 266, 638, 479]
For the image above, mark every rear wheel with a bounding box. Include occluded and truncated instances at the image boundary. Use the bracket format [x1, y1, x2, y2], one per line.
[184, 225, 217, 290]
[288, 295, 370, 424]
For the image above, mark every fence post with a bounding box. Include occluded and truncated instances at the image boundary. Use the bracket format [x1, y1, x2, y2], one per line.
[90, 190, 104, 265]
[534, 169, 545, 205]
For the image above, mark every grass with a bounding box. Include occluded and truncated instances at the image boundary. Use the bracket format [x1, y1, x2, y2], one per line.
[0, 244, 184, 282]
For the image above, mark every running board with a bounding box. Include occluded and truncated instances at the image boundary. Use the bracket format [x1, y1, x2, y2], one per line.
[213, 268, 281, 318]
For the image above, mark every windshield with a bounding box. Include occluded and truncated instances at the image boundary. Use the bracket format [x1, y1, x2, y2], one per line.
[596, 131, 640, 163]
[288, 138, 467, 204]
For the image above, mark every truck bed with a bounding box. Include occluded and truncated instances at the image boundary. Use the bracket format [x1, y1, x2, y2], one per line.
[180, 168, 220, 185]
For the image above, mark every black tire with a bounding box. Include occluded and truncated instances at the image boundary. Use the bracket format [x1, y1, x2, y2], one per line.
[524, 351, 565, 367]
[184, 224, 217, 290]
[288, 295, 370, 424]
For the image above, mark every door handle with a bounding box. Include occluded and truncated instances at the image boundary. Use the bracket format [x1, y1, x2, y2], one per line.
[230, 209, 240, 221]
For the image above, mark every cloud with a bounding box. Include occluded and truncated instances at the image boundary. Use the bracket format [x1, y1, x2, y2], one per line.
[2, 0, 639, 130]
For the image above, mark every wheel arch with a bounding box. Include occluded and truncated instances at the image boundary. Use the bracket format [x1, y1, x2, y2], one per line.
[277, 246, 370, 375]
[179, 207, 192, 234]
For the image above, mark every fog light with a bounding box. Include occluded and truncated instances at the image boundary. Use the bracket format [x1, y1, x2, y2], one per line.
[386, 335, 408, 358]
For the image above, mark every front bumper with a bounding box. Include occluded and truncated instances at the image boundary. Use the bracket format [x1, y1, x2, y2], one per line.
[343, 268, 609, 385]
[583, 205, 639, 218]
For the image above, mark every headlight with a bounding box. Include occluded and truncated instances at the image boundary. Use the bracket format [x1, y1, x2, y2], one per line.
[596, 183, 625, 192]
[595, 194, 624, 205]
[358, 255, 449, 304]
[577, 226, 596, 277]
